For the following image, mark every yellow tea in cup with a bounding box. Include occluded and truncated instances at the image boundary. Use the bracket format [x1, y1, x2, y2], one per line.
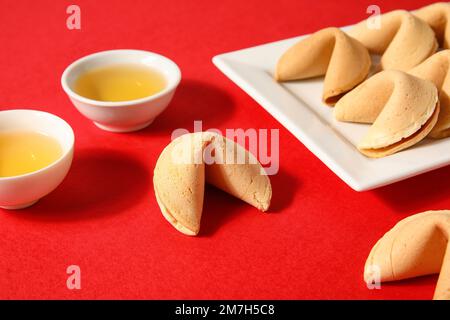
[73, 64, 166, 102]
[0, 131, 62, 177]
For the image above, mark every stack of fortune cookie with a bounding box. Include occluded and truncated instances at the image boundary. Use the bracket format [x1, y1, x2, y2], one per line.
[276, 2, 450, 158]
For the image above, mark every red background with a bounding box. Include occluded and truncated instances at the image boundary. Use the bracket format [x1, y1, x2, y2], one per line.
[0, 0, 448, 299]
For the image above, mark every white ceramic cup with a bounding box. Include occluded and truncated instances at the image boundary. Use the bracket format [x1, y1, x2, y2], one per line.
[0, 109, 75, 210]
[61, 49, 182, 133]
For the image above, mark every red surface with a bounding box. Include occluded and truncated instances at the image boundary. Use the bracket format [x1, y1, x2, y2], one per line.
[0, 0, 449, 300]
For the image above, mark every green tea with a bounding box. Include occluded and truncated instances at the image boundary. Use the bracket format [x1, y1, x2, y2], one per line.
[0, 131, 62, 177]
[74, 64, 166, 102]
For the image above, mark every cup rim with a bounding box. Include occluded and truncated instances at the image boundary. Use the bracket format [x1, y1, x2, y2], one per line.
[0, 109, 75, 181]
[61, 49, 182, 107]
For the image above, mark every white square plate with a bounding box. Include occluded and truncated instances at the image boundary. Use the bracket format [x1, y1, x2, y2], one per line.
[212, 30, 450, 191]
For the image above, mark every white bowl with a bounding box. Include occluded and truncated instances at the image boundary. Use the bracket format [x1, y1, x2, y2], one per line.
[61, 49, 181, 133]
[0, 110, 74, 210]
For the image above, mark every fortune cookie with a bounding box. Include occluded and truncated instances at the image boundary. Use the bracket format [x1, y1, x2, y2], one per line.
[415, 2, 450, 49]
[348, 10, 437, 71]
[409, 50, 450, 138]
[275, 27, 371, 105]
[364, 210, 450, 300]
[153, 132, 272, 236]
[334, 70, 440, 158]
